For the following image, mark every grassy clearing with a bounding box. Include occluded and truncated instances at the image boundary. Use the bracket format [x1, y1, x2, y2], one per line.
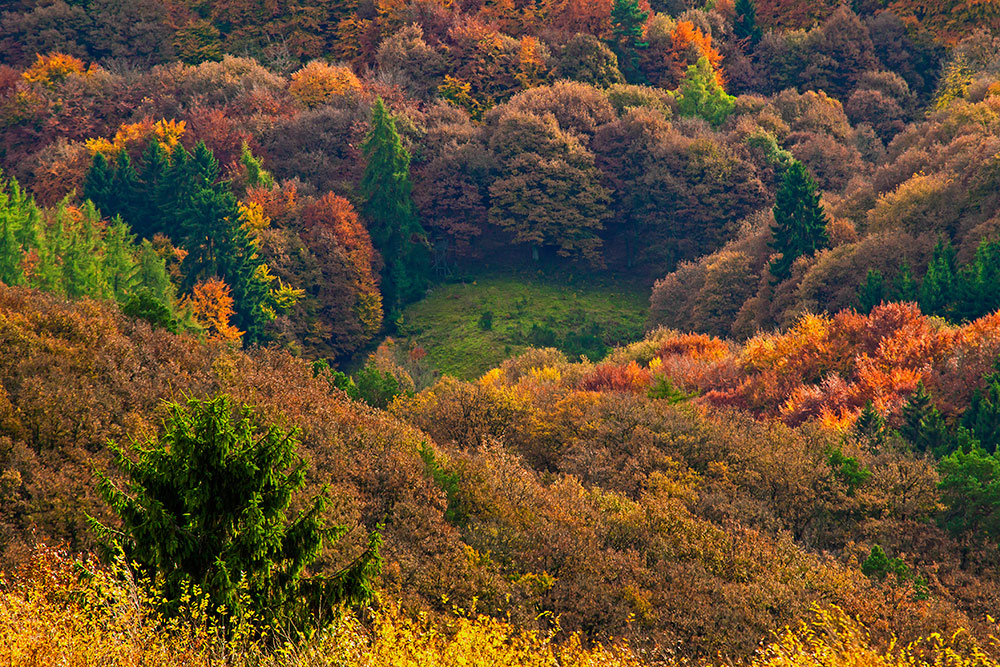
[397, 275, 647, 379]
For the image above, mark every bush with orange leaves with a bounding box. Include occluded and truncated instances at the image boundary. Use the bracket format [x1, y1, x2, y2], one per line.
[579, 360, 652, 393]
[289, 61, 362, 108]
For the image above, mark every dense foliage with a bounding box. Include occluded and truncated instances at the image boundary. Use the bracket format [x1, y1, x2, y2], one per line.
[6, 0, 1000, 663]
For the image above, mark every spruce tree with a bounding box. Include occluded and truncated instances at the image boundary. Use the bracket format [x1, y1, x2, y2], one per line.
[609, 0, 649, 83]
[361, 97, 429, 317]
[83, 152, 115, 218]
[733, 0, 762, 46]
[899, 382, 951, 457]
[768, 161, 829, 282]
[855, 399, 886, 447]
[893, 260, 918, 302]
[137, 139, 169, 238]
[91, 395, 381, 635]
[962, 363, 1000, 453]
[919, 238, 955, 318]
[112, 150, 142, 226]
[857, 269, 885, 314]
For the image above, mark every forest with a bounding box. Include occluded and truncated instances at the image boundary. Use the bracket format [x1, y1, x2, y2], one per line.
[6, 0, 1000, 665]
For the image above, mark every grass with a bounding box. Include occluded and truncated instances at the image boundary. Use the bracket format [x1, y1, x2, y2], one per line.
[397, 274, 648, 380]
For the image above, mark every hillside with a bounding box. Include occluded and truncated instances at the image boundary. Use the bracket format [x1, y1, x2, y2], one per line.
[5, 0, 1000, 663]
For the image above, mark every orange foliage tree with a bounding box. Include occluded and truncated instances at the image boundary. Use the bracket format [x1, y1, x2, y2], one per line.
[186, 277, 244, 343]
[21, 53, 89, 87]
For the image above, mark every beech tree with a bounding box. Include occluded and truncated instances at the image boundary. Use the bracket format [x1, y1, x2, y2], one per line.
[361, 97, 429, 316]
[91, 395, 382, 634]
[769, 161, 829, 282]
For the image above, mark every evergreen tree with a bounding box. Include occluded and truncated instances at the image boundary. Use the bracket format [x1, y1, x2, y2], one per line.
[90, 395, 381, 635]
[0, 210, 22, 286]
[768, 161, 829, 282]
[855, 399, 886, 447]
[899, 382, 950, 457]
[893, 260, 918, 302]
[919, 238, 955, 318]
[190, 140, 220, 188]
[112, 150, 142, 226]
[733, 0, 762, 47]
[83, 152, 115, 218]
[102, 217, 138, 302]
[361, 98, 430, 317]
[137, 139, 169, 238]
[857, 269, 885, 314]
[963, 362, 1000, 453]
[608, 0, 649, 83]
[673, 56, 735, 126]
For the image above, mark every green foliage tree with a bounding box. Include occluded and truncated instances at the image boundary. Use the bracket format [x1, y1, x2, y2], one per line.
[861, 545, 910, 581]
[855, 400, 886, 447]
[828, 448, 872, 494]
[102, 218, 139, 302]
[673, 56, 735, 126]
[361, 98, 430, 317]
[857, 269, 885, 314]
[0, 171, 37, 287]
[938, 444, 1000, 540]
[768, 161, 829, 282]
[962, 362, 1000, 453]
[899, 382, 951, 457]
[919, 238, 955, 318]
[608, 0, 648, 83]
[91, 395, 381, 634]
[83, 152, 115, 219]
[733, 0, 762, 47]
[893, 260, 918, 302]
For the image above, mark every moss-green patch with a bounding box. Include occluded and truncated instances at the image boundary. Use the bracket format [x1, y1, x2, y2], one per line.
[397, 276, 647, 379]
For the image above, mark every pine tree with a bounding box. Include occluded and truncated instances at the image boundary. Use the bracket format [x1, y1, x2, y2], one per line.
[112, 150, 142, 226]
[83, 152, 115, 218]
[857, 269, 885, 314]
[90, 395, 381, 635]
[893, 260, 918, 302]
[137, 139, 169, 238]
[673, 56, 735, 126]
[733, 0, 762, 47]
[361, 97, 430, 317]
[855, 399, 886, 447]
[609, 0, 649, 83]
[768, 161, 829, 282]
[899, 382, 951, 457]
[962, 362, 1000, 454]
[919, 238, 955, 318]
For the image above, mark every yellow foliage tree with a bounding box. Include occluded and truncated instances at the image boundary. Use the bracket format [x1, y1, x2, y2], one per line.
[289, 61, 362, 108]
[185, 277, 244, 343]
[22, 53, 88, 87]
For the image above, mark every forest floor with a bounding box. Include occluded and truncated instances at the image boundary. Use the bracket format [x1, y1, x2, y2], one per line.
[396, 273, 648, 379]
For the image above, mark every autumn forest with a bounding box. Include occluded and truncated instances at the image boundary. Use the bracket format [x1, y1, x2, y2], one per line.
[6, 0, 1000, 665]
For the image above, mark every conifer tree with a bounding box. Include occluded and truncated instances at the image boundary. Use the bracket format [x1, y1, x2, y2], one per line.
[0, 211, 22, 286]
[899, 382, 951, 457]
[733, 0, 762, 47]
[361, 97, 430, 317]
[768, 161, 829, 282]
[91, 395, 381, 635]
[609, 0, 649, 83]
[83, 152, 115, 218]
[112, 150, 142, 226]
[919, 238, 955, 318]
[855, 400, 886, 447]
[102, 217, 138, 302]
[893, 260, 918, 302]
[857, 269, 885, 314]
[137, 139, 169, 237]
[963, 363, 1000, 454]
[673, 56, 735, 126]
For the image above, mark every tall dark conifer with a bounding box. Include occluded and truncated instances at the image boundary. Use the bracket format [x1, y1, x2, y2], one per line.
[83, 152, 115, 218]
[609, 0, 648, 83]
[361, 97, 429, 317]
[734, 0, 762, 47]
[768, 161, 829, 282]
